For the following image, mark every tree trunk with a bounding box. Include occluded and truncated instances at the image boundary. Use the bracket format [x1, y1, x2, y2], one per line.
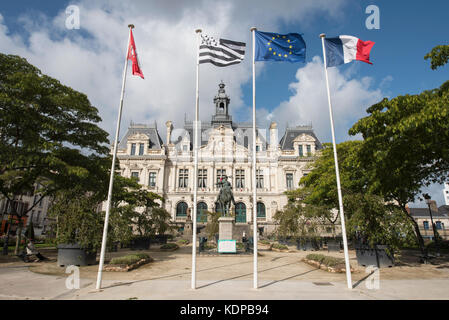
[14, 222, 23, 255]
[402, 207, 427, 258]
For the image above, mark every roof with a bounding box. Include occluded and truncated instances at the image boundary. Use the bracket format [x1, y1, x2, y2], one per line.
[118, 123, 163, 150]
[409, 207, 449, 218]
[279, 125, 323, 151]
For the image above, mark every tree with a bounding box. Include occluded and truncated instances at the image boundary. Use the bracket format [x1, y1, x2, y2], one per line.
[348, 45, 449, 256]
[425, 45, 449, 70]
[0, 53, 110, 255]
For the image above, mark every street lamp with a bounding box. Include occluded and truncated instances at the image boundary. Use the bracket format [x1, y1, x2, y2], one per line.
[423, 193, 440, 257]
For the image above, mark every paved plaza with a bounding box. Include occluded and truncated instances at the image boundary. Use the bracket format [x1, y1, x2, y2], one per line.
[0, 245, 448, 300]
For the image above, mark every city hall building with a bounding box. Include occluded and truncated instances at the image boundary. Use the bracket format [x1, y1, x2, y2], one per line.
[114, 82, 322, 235]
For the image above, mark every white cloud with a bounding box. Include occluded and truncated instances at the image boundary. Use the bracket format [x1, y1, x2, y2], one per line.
[0, 0, 349, 142]
[260, 56, 384, 143]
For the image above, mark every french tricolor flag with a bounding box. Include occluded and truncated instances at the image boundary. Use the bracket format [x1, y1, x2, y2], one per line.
[324, 35, 375, 68]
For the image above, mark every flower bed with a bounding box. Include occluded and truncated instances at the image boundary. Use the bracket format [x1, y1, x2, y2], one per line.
[105, 253, 153, 272]
[304, 253, 354, 273]
[160, 243, 179, 251]
[271, 243, 289, 252]
[176, 239, 190, 246]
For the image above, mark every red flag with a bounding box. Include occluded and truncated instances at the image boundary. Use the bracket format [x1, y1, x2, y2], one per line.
[127, 29, 144, 79]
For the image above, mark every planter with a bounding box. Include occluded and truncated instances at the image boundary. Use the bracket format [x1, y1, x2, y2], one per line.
[104, 258, 153, 272]
[327, 240, 341, 252]
[303, 258, 354, 273]
[355, 245, 394, 268]
[131, 238, 151, 250]
[57, 244, 97, 267]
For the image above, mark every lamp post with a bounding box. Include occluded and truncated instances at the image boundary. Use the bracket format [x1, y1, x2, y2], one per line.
[423, 193, 440, 257]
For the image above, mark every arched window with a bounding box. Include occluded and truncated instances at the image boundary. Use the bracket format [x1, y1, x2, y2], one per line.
[257, 202, 266, 218]
[176, 202, 188, 218]
[235, 202, 246, 223]
[197, 202, 208, 223]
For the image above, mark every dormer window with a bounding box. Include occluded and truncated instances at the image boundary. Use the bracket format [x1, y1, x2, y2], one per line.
[299, 145, 303, 157]
[131, 143, 136, 155]
[306, 145, 311, 156]
[219, 102, 224, 112]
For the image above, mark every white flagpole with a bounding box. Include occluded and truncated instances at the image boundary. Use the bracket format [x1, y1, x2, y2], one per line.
[250, 27, 258, 289]
[96, 24, 134, 290]
[320, 33, 352, 289]
[191, 28, 202, 290]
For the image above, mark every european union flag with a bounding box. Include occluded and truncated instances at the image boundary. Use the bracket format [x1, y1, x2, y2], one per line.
[255, 31, 306, 63]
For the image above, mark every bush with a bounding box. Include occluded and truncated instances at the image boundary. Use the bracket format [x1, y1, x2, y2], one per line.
[110, 253, 150, 265]
[426, 240, 449, 251]
[160, 243, 179, 250]
[272, 243, 288, 250]
[306, 254, 345, 267]
[204, 242, 217, 250]
[259, 240, 271, 245]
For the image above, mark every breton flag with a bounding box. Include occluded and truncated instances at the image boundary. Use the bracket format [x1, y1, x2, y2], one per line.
[127, 28, 144, 78]
[199, 34, 246, 67]
[324, 35, 375, 68]
[255, 31, 306, 63]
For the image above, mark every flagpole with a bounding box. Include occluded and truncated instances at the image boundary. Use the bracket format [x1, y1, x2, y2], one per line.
[191, 28, 202, 290]
[320, 33, 352, 290]
[250, 27, 258, 290]
[96, 24, 134, 290]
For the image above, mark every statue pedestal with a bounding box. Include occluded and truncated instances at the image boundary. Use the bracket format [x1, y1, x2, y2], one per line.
[183, 219, 193, 239]
[218, 217, 235, 240]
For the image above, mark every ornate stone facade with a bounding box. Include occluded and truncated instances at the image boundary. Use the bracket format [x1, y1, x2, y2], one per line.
[114, 82, 323, 235]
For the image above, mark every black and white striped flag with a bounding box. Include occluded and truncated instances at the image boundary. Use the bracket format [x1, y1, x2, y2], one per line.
[199, 34, 246, 67]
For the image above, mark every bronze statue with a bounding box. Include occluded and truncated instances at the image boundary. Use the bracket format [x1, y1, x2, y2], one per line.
[216, 175, 235, 217]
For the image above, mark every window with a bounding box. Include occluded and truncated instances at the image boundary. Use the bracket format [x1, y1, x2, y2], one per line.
[286, 173, 294, 190]
[176, 202, 188, 217]
[299, 145, 303, 157]
[183, 145, 188, 152]
[131, 143, 136, 155]
[235, 202, 246, 223]
[38, 198, 43, 208]
[256, 170, 264, 189]
[244, 136, 249, 148]
[197, 202, 208, 223]
[217, 169, 226, 184]
[198, 169, 207, 188]
[257, 202, 266, 218]
[131, 172, 139, 180]
[139, 143, 144, 155]
[179, 169, 188, 188]
[306, 145, 311, 155]
[36, 211, 41, 223]
[423, 221, 429, 230]
[436, 221, 442, 230]
[148, 172, 156, 187]
[256, 145, 260, 152]
[235, 169, 245, 188]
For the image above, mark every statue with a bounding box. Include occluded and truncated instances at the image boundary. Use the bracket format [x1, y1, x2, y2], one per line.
[216, 175, 235, 217]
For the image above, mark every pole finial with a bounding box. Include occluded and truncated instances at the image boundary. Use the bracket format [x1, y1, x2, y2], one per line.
[128, 24, 135, 29]
[320, 33, 326, 38]
[250, 27, 257, 32]
[195, 29, 202, 34]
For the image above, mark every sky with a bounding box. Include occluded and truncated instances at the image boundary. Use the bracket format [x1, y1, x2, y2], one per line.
[0, 0, 448, 207]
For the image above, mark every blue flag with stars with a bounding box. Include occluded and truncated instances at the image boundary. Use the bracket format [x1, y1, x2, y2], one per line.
[255, 31, 306, 62]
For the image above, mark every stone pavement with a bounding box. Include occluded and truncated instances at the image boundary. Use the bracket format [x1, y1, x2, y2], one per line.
[1, 245, 448, 300]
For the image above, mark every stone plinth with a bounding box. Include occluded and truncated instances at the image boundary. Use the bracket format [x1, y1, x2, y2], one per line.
[219, 216, 235, 240]
[183, 219, 193, 239]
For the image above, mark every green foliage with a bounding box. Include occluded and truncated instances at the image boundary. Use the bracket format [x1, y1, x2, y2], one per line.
[259, 240, 271, 245]
[110, 253, 150, 265]
[344, 193, 416, 254]
[306, 254, 345, 267]
[205, 210, 221, 240]
[177, 239, 189, 245]
[424, 45, 449, 70]
[0, 53, 110, 218]
[160, 243, 179, 250]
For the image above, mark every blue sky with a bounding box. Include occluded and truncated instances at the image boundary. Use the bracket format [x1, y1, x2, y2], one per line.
[0, 0, 448, 206]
